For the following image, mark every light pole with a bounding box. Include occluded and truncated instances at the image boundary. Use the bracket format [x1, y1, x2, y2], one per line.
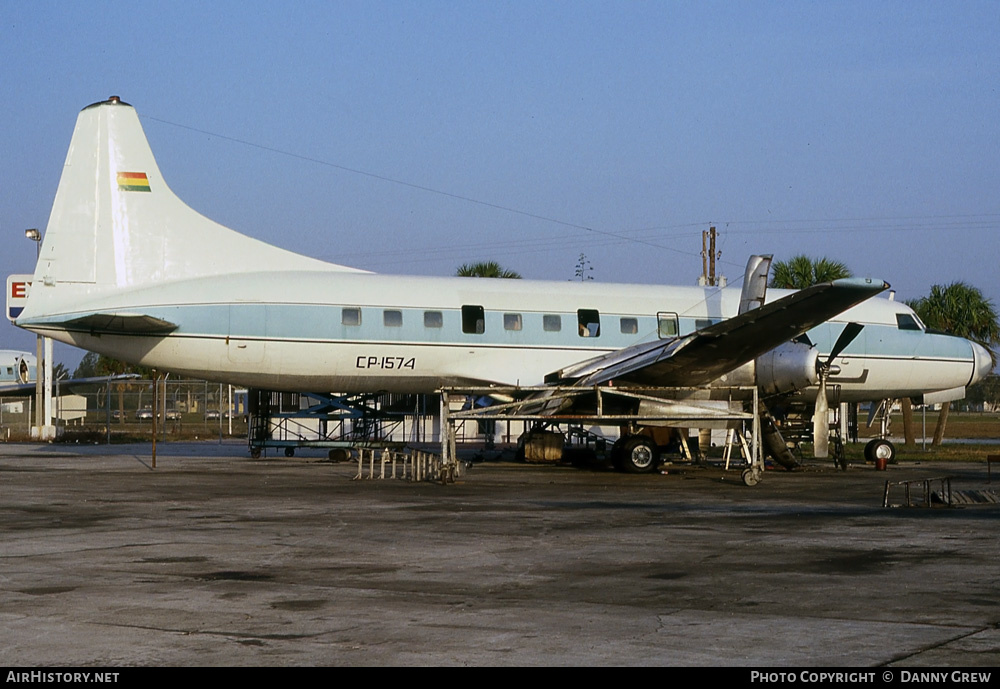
[24, 229, 53, 439]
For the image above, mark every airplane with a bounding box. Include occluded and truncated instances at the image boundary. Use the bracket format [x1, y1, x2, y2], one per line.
[10, 97, 993, 475]
[0, 349, 36, 395]
[0, 346, 136, 399]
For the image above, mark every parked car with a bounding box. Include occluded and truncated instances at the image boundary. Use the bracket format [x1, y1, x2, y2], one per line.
[205, 410, 221, 420]
[135, 407, 153, 420]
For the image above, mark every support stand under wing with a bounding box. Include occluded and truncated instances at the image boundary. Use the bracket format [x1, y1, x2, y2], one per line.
[439, 385, 765, 486]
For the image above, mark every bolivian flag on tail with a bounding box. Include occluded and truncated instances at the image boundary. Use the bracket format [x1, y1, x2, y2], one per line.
[117, 171, 151, 192]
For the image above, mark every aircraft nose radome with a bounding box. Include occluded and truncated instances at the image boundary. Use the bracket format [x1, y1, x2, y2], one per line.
[970, 341, 993, 386]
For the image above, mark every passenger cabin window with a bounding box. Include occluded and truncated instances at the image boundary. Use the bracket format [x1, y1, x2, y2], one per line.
[342, 307, 361, 326]
[462, 305, 485, 334]
[695, 318, 713, 331]
[578, 309, 600, 337]
[383, 310, 402, 327]
[620, 317, 638, 335]
[543, 314, 562, 332]
[504, 313, 522, 331]
[424, 311, 443, 328]
[896, 313, 922, 331]
[657, 312, 679, 338]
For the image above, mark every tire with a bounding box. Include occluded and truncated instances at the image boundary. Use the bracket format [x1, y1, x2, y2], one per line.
[328, 448, 349, 463]
[284, 447, 295, 458]
[742, 467, 762, 486]
[250, 447, 262, 459]
[864, 438, 895, 464]
[619, 436, 659, 474]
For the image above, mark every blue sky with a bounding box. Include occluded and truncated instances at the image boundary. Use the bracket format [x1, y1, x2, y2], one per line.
[2, 1, 998, 367]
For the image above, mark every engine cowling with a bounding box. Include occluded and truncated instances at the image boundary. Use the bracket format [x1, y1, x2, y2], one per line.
[755, 340, 819, 396]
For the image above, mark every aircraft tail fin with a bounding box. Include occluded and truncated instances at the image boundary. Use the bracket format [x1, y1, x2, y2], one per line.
[30, 96, 361, 298]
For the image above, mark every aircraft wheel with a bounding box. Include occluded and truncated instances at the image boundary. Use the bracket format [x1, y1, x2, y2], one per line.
[620, 436, 659, 474]
[864, 438, 895, 464]
[328, 448, 349, 463]
[742, 467, 762, 486]
[284, 447, 295, 458]
[250, 448, 262, 459]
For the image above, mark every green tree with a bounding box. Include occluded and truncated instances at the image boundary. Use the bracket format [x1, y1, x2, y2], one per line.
[52, 362, 69, 381]
[94, 354, 153, 378]
[769, 255, 852, 289]
[455, 261, 522, 279]
[909, 282, 999, 444]
[74, 352, 100, 378]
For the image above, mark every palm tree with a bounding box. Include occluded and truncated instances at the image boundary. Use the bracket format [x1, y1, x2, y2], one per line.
[769, 255, 852, 289]
[909, 282, 999, 445]
[455, 261, 522, 279]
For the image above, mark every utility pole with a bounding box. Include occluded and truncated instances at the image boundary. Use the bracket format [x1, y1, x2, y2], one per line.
[699, 226, 725, 287]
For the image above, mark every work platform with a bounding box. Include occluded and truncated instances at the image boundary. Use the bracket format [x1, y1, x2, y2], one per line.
[246, 390, 435, 459]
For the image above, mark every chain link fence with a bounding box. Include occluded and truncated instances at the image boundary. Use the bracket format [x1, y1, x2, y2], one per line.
[0, 378, 248, 442]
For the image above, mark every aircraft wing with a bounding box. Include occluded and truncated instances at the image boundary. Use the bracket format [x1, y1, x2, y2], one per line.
[547, 277, 888, 388]
[0, 374, 139, 397]
[0, 381, 37, 396]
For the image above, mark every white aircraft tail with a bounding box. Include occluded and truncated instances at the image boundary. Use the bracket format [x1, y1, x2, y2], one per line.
[31, 96, 360, 300]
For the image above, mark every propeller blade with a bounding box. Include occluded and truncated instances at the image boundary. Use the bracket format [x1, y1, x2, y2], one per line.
[813, 374, 829, 458]
[812, 322, 860, 459]
[827, 322, 864, 365]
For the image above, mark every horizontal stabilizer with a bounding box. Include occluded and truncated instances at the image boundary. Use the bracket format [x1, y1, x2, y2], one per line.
[60, 313, 178, 335]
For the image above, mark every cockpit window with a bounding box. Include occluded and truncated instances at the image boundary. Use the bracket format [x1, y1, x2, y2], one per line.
[896, 313, 923, 331]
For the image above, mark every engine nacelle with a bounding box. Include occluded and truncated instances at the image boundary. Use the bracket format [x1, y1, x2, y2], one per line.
[755, 340, 819, 396]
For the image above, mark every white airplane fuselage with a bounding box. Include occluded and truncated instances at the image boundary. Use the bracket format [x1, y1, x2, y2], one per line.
[12, 98, 993, 404]
[25, 268, 988, 403]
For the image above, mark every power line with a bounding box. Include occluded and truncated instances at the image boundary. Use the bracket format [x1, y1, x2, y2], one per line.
[142, 114, 704, 260]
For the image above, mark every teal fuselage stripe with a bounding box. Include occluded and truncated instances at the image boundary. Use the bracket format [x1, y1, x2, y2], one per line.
[40, 302, 974, 362]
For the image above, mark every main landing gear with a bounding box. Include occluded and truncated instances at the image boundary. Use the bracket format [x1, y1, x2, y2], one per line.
[613, 436, 660, 474]
[864, 438, 896, 464]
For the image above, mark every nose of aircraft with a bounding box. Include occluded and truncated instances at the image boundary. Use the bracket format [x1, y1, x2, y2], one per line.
[970, 341, 993, 386]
